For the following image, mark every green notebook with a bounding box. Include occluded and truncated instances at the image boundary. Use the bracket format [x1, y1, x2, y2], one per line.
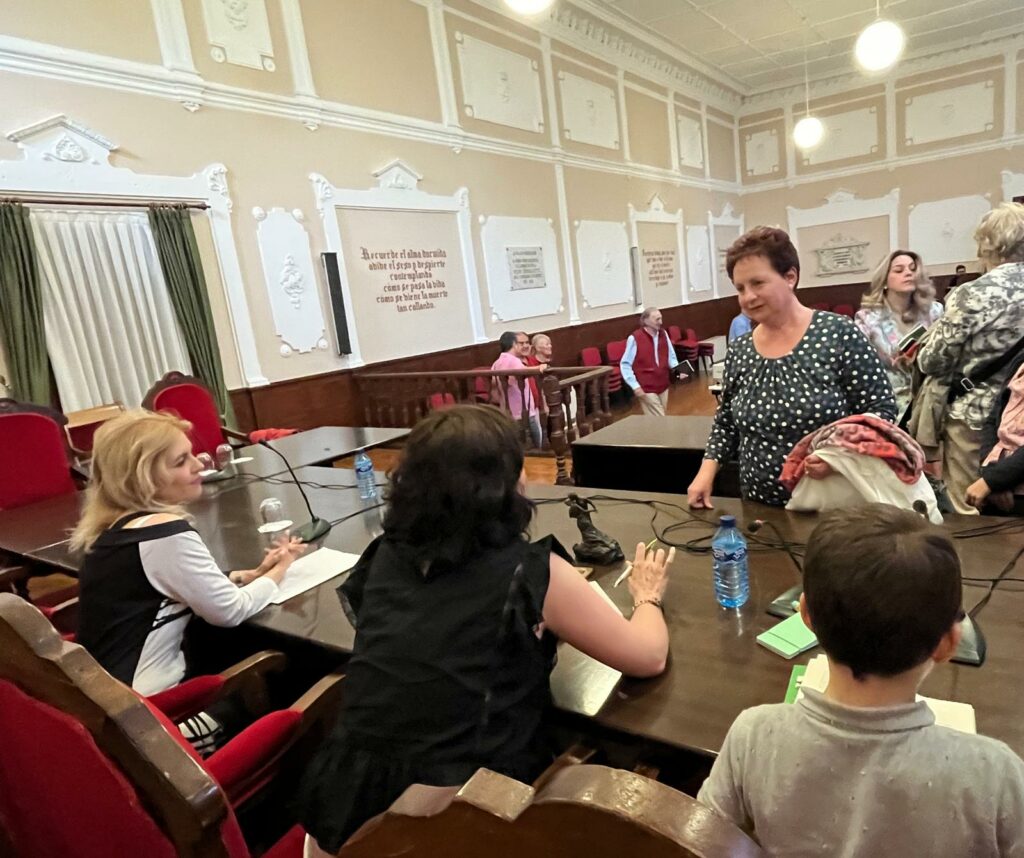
[784, 664, 808, 703]
[757, 613, 818, 659]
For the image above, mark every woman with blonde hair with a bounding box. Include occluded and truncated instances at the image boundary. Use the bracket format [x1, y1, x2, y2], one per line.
[918, 202, 1024, 514]
[75, 409, 303, 698]
[855, 249, 942, 415]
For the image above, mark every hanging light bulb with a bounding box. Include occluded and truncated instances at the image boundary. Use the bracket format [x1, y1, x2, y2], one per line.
[503, 0, 555, 14]
[855, 2, 905, 72]
[793, 41, 825, 152]
[793, 116, 825, 150]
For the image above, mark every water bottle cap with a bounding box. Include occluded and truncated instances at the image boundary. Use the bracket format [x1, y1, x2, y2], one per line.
[719, 514, 736, 527]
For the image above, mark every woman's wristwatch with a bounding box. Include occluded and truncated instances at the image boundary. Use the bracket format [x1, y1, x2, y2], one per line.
[632, 597, 664, 614]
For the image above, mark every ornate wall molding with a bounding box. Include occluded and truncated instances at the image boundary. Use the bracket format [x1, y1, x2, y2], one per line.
[558, 71, 619, 150]
[455, 32, 544, 133]
[787, 189, 900, 261]
[479, 215, 563, 321]
[676, 111, 704, 170]
[574, 219, 632, 308]
[802, 105, 879, 166]
[309, 162, 487, 367]
[908, 195, 992, 266]
[904, 79, 996, 147]
[813, 233, 870, 277]
[685, 225, 712, 294]
[201, 0, 275, 70]
[253, 206, 328, 355]
[628, 193, 686, 305]
[708, 202, 744, 298]
[1, 115, 266, 386]
[1003, 170, 1024, 201]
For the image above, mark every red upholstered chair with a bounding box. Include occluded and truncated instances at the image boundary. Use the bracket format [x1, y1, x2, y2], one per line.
[0, 593, 339, 858]
[143, 371, 235, 457]
[580, 347, 603, 368]
[810, 301, 831, 311]
[0, 398, 78, 511]
[667, 324, 683, 344]
[833, 303, 856, 318]
[604, 340, 627, 395]
[472, 367, 493, 403]
[687, 329, 715, 373]
[427, 392, 456, 411]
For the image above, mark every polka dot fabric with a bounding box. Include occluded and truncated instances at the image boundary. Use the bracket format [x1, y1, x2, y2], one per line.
[705, 311, 897, 506]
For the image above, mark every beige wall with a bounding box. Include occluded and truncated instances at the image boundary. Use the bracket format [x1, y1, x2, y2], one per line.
[1, 0, 1021, 398]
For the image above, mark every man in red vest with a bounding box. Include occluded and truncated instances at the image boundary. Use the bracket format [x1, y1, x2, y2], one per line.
[620, 307, 679, 417]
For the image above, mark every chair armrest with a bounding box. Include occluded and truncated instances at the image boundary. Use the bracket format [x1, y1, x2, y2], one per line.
[148, 650, 288, 723]
[531, 743, 595, 792]
[218, 650, 288, 717]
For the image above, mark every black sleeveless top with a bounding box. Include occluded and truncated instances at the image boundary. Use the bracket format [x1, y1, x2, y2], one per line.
[298, 534, 568, 851]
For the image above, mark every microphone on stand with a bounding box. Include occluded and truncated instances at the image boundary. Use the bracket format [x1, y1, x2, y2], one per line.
[257, 440, 331, 544]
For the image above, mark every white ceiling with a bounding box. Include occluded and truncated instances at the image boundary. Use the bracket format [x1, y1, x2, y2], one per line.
[593, 0, 1024, 93]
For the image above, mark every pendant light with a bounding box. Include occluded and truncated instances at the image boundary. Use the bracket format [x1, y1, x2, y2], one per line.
[855, 0, 905, 72]
[503, 0, 555, 14]
[793, 45, 824, 152]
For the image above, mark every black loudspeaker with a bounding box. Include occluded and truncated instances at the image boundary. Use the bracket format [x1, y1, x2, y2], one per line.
[321, 252, 352, 356]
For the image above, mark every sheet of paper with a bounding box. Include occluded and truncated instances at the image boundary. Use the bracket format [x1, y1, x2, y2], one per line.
[551, 581, 623, 717]
[797, 655, 976, 733]
[270, 547, 361, 604]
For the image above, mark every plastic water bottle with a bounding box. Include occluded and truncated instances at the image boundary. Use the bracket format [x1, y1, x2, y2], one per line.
[712, 515, 749, 608]
[354, 449, 376, 500]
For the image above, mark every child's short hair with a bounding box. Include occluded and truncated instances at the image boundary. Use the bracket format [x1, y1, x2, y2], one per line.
[803, 504, 962, 679]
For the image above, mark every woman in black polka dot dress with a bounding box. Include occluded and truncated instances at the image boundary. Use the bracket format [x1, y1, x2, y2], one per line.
[688, 227, 897, 508]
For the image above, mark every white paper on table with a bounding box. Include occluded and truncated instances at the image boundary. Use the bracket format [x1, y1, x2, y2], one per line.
[271, 547, 361, 604]
[798, 654, 976, 733]
[551, 581, 623, 717]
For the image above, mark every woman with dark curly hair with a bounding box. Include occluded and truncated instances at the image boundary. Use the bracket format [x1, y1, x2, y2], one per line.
[687, 227, 897, 508]
[298, 405, 674, 854]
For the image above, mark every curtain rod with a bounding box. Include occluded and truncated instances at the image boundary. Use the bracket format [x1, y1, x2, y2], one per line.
[2, 196, 209, 211]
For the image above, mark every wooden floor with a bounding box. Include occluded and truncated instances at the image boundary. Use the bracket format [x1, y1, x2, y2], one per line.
[338, 375, 720, 484]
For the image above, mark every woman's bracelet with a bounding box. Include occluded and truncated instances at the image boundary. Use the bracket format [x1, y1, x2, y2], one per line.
[632, 597, 664, 614]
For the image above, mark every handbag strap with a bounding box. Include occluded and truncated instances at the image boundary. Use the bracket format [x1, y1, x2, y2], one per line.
[949, 333, 1024, 405]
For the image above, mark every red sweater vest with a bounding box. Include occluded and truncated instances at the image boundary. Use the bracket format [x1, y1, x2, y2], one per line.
[631, 327, 671, 394]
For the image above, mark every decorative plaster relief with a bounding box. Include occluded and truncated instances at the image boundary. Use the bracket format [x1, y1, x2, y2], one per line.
[787, 189, 899, 259]
[6, 114, 117, 166]
[908, 195, 992, 265]
[629, 193, 686, 306]
[454, 33, 544, 133]
[201, 0, 275, 70]
[904, 80, 995, 146]
[743, 127, 779, 176]
[813, 233, 870, 277]
[480, 215, 562, 322]
[254, 207, 326, 355]
[676, 112, 704, 169]
[558, 72, 619, 150]
[575, 220, 632, 308]
[686, 226, 713, 294]
[803, 106, 879, 166]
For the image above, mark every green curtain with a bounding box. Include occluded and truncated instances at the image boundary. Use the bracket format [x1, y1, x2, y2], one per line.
[148, 205, 234, 422]
[0, 202, 50, 404]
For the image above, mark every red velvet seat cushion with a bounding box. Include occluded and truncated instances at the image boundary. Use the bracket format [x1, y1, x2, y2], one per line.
[153, 383, 226, 456]
[580, 347, 602, 367]
[148, 674, 226, 723]
[205, 709, 303, 805]
[0, 413, 76, 510]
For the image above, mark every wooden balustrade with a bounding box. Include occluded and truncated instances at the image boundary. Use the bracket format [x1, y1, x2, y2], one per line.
[354, 366, 612, 483]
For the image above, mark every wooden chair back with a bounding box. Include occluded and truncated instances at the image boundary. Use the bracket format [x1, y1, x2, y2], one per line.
[339, 765, 762, 858]
[0, 593, 250, 858]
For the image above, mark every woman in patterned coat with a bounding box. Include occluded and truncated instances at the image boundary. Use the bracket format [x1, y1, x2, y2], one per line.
[917, 202, 1024, 515]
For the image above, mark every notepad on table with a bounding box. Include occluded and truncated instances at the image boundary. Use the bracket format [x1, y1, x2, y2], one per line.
[270, 547, 361, 604]
[756, 612, 818, 658]
[797, 654, 976, 734]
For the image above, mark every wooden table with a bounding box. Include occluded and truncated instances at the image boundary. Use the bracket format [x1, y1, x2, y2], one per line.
[5, 474, 1023, 760]
[572, 415, 739, 497]
[230, 425, 410, 478]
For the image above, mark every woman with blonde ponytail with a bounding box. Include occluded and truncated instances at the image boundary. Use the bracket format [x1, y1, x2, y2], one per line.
[75, 410, 304, 698]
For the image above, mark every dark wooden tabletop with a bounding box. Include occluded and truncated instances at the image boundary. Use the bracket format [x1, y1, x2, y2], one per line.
[231, 425, 410, 477]
[572, 415, 714, 451]
[5, 470, 1023, 759]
